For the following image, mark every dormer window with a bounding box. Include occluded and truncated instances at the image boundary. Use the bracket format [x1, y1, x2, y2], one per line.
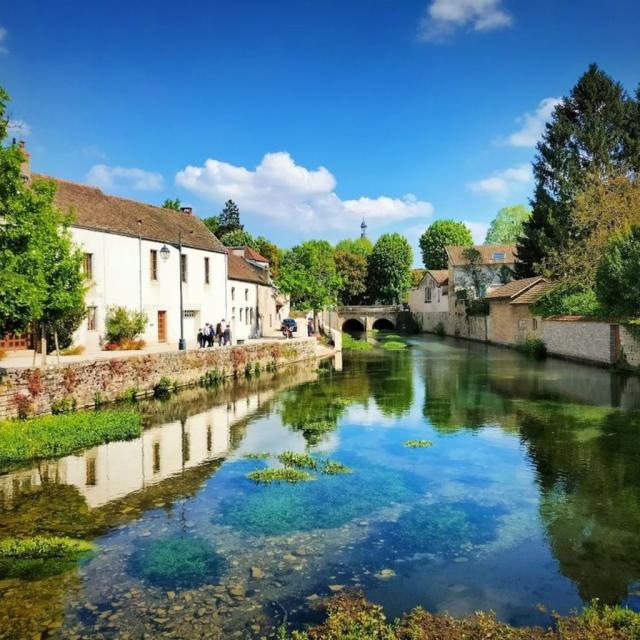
[492, 252, 505, 261]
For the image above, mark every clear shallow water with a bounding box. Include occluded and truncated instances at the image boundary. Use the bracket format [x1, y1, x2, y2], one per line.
[2, 337, 640, 638]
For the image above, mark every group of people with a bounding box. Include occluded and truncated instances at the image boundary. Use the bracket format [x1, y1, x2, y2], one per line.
[197, 321, 232, 348]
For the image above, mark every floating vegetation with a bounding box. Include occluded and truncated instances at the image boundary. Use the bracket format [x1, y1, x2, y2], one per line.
[343, 333, 373, 351]
[129, 535, 225, 589]
[403, 439, 433, 448]
[322, 460, 352, 475]
[243, 452, 271, 459]
[0, 536, 94, 580]
[247, 468, 315, 484]
[278, 451, 318, 469]
[382, 341, 408, 350]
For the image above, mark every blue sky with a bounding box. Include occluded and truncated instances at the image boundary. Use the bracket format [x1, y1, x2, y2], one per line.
[2, 1, 639, 262]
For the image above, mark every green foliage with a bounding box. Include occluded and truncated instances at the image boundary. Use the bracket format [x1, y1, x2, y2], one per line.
[0, 536, 93, 560]
[162, 197, 181, 210]
[246, 468, 314, 484]
[244, 362, 254, 378]
[595, 226, 640, 316]
[517, 338, 548, 359]
[517, 64, 640, 277]
[0, 410, 141, 471]
[335, 237, 373, 257]
[342, 333, 373, 351]
[217, 199, 242, 237]
[419, 220, 473, 270]
[381, 340, 408, 350]
[153, 376, 175, 399]
[243, 452, 271, 459]
[129, 535, 225, 589]
[50, 396, 77, 415]
[117, 387, 138, 402]
[255, 236, 282, 281]
[279, 240, 341, 311]
[484, 205, 531, 244]
[104, 306, 148, 344]
[277, 450, 318, 469]
[335, 249, 368, 305]
[199, 368, 223, 386]
[93, 392, 105, 408]
[220, 228, 257, 249]
[533, 282, 603, 317]
[367, 233, 413, 304]
[202, 214, 220, 236]
[321, 460, 352, 475]
[403, 439, 433, 448]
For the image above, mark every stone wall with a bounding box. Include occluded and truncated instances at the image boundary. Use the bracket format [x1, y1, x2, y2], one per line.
[413, 311, 489, 343]
[620, 326, 640, 368]
[542, 319, 615, 365]
[0, 339, 317, 419]
[489, 300, 541, 346]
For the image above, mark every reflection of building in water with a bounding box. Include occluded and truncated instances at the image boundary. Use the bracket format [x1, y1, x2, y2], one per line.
[0, 388, 273, 509]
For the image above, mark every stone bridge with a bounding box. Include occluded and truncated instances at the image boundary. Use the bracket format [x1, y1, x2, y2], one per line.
[322, 305, 404, 332]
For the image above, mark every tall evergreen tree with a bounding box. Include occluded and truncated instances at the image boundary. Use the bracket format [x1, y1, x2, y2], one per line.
[516, 64, 640, 277]
[217, 199, 242, 237]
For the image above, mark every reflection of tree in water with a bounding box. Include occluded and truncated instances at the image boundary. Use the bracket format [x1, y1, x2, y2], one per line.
[366, 350, 414, 418]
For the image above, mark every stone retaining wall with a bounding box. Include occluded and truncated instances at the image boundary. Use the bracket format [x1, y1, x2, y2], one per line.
[0, 339, 317, 419]
[413, 311, 489, 343]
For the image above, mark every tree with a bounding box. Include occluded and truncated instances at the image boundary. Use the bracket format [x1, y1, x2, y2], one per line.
[217, 199, 242, 237]
[419, 220, 472, 270]
[278, 241, 341, 314]
[220, 228, 257, 249]
[367, 233, 413, 304]
[255, 236, 282, 282]
[595, 226, 640, 316]
[335, 249, 368, 305]
[162, 197, 181, 211]
[517, 64, 640, 277]
[411, 269, 426, 288]
[335, 237, 373, 258]
[202, 214, 220, 236]
[484, 205, 531, 244]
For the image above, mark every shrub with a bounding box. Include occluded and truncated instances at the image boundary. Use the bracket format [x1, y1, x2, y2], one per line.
[517, 338, 548, 359]
[104, 306, 148, 345]
[51, 396, 77, 415]
[117, 387, 138, 403]
[93, 392, 105, 408]
[153, 377, 174, 399]
[434, 321, 446, 337]
[533, 281, 603, 317]
[595, 225, 640, 317]
[200, 369, 222, 387]
[0, 410, 141, 471]
[12, 393, 33, 420]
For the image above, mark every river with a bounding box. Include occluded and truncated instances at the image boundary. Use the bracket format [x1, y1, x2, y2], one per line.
[1, 336, 640, 638]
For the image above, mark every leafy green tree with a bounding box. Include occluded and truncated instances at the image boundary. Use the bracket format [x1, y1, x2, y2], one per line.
[335, 237, 373, 258]
[419, 220, 472, 270]
[335, 249, 368, 305]
[411, 269, 426, 288]
[367, 233, 413, 304]
[220, 228, 257, 249]
[517, 64, 640, 277]
[484, 205, 531, 244]
[202, 214, 220, 236]
[217, 199, 242, 237]
[162, 197, 181, 211]
[595, 226, 640, 316]
[255, 236, 282, 281]
[278, 241, 341, 314]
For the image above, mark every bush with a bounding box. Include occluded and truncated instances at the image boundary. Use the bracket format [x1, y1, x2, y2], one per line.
[51, 396, 77, 415]
[153, 377, 174, 399]
[534, 282, 603, 317]
[0, 410, 141, 471]
[517, 338, 548, 359]
[117, 387, 138, 402]
[200, 369, 222, 387]
[595, 225, 640, 317]
[104, 306, 148, 345]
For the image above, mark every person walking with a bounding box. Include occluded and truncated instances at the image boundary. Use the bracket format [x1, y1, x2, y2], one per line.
[307, 318, 313, 337]
[197, 327, 204, 349]
[216, 321, 223, 347]
[206, 323, 214, 348]
[223, 324, 231, 346]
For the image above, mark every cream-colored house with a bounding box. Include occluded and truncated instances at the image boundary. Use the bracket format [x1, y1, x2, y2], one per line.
[408, 270, 449, 313]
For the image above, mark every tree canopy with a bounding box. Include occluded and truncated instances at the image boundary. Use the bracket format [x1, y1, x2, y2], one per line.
[202, 214, 220, 236]
[335, 249, 368, 305]
[162, 197, 181, 211]
[217, 199, 242, 237]
[484, 205, 531, 244]
[367, 233, 413, 304]
[219, 228, 257, 249]
[419, 220, 473, 270]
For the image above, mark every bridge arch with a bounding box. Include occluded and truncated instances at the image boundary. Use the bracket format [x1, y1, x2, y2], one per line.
[342, 318, 366, 332]
[372, 318, 395, 331]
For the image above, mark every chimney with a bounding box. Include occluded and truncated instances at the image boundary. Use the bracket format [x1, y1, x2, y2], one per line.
[180, 206, 193, 215]
[18, 140, 31, 182]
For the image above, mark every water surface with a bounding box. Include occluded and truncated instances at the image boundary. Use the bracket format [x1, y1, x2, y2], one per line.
[2, 337, 640, 638]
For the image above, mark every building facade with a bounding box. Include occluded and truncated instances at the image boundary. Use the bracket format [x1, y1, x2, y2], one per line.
[408, 270, 449, 313]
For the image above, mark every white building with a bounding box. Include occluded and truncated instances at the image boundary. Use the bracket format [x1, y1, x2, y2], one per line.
[408, 270, 449, 313]
[34, 173, 228, 349]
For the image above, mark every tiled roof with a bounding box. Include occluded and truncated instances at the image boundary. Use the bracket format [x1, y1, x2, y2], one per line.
[510, 281, 554, 305]
[34, 174, 226, 254]
[427, 269, 449, 286]
[242, 246, 269, 263]
[486, 276, 544, 300]
[445, 244, 517, 267]
[227, 253, 271, 285]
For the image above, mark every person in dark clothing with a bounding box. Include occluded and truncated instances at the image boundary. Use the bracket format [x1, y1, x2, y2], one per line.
[216, 322, 223, 346]
[207, 323, 215, 347]
[223, 324, 231, 346]
[197, 328, 205, 348]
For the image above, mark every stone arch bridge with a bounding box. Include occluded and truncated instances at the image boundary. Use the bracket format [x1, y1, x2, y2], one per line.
[321, 305, 404, 332]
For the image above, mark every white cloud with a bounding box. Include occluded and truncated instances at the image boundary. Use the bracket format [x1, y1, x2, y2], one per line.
[503, 97, 561, 147]
[463, 220, 490, 244]
[468, 164, 532, 198]
[87, 164, 164, 192]
[0, 26, 8, 54]
[7, 119, 31, 137]
[419, 0, 512, 42]
[175, 152, 433, 232]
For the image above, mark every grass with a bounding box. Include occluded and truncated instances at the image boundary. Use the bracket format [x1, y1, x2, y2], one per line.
[321, 460, 352, 475]
[246, 468, 315, 484]
[0, 536, 94, 559]
[0, 410, 141, 471]
[381, 340, 408, 350]
[404, 439, 433, 448]
[278, 450, 318, 469]
[287, 593, 640, 640]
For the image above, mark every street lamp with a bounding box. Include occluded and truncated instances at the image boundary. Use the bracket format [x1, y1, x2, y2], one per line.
[159, 233, 186, 351]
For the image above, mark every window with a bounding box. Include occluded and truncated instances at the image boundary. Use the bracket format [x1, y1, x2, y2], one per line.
[83, 253, 93, 279]
[425, 287, 432, 303]
[87, 306, 97, 331]
[492, 252, 506, 261]
[150, 250, 158, 280]
[204, 257, 210, 284]
[181, 254, 188, 283]
[239, 308, 243, 322]
[518, 319, 527, 330]
[231, 287, 235, 301]
[184, 310, 196, 319]
[231, 307, 236, 322]
[533, 318, 538, 331]
[245, 288, 249, 301]
[246, 307, 249, 325]
[442, 286, 449, 296]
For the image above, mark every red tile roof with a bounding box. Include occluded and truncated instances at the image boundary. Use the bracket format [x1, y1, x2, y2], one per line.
[227, 253, 271, 285]
[445, 244, 517, 267]
[427, 269, 449, 286]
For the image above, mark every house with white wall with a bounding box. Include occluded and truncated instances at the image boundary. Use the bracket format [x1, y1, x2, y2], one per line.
[33, 173, 228, 350]
[408, 270, 449, 313]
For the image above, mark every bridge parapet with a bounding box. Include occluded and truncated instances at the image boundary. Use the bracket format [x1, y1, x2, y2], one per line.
[338, 305, 403, 314]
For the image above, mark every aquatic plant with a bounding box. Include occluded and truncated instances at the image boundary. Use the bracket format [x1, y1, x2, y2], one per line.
[277, 451, 318, 469]
[244, 362, 254, 378]
[246, 468, 314, 484]
[342, 333, 373, 351]
[381, 340, 408, 350]
[200, 368, 222, 386]
[517, 337, 548, 359]
[50, 396, 77, 415]
[403, 439, 433, 448]
[153, 376, 174, 399]
[321, 460, 352, 475]
[117, 387, 138, 402]
[243, 452, 271, 459]
[0, 410, 141, 471]
[129, 535, 225, 589]
[287, 592, 640, 639]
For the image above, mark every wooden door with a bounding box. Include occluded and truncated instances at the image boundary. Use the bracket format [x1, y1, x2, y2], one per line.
[157, 311, 167, 343]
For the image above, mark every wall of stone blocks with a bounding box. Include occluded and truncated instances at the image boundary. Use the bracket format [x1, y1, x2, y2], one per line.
[620, 326, 640, 368]
[542, 320, 614, 365]
[413, 311, 489, 343]
[0, 339, 317, 419]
